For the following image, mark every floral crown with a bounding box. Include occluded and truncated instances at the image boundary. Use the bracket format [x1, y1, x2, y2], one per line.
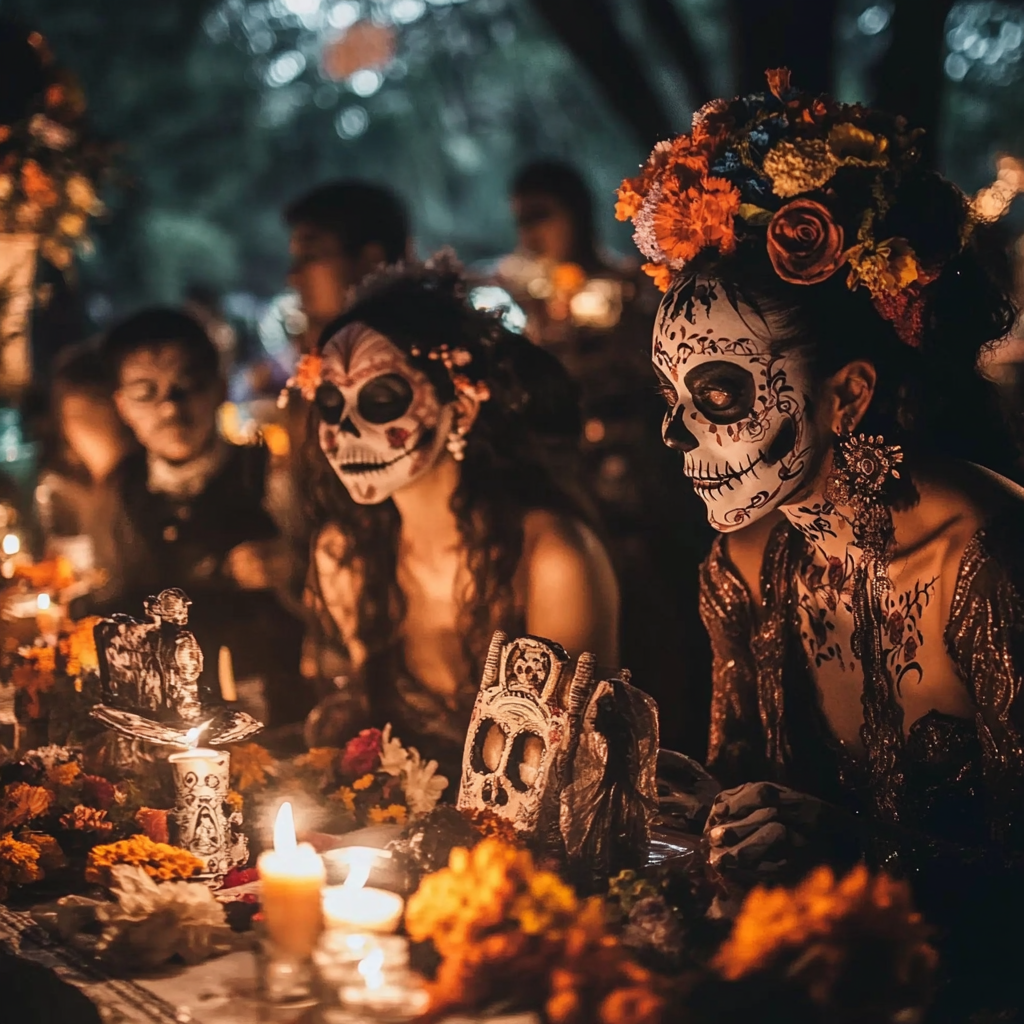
[616, 68, 971, 347]
[279, 250, 492, 408]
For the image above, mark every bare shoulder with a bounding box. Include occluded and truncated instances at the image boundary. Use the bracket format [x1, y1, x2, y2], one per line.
[522, 510, 610, 576]
[719, 510, 786, 605]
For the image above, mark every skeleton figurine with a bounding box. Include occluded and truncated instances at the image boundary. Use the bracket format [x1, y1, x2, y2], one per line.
[458, 632, 659, 886]
[90, 588, 262, 748]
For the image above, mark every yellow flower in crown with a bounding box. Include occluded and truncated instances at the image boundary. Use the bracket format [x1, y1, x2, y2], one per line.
[762, 138, 837, 198]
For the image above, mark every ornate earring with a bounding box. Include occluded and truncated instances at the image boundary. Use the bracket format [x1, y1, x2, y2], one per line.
[825, 430, 903, 590]
[446, 425, 468, 462]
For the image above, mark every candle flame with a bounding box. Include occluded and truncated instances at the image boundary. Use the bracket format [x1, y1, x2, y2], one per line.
[341, 847, 377, 892]
[182, 720, 213, 750]
[274, 801, 297, 854]
[2, 533, 20, 556]
[358, 946, 385, 990]
[36, 593, 51, 611]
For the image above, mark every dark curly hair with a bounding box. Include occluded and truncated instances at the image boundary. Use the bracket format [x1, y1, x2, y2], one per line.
[302, 262, 588, 721]
[667, 169, 1021, 482]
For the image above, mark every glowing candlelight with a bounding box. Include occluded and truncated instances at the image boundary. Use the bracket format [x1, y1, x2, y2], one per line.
[218, 646, 238, 702]
[1, 533, 19, 556]
[258, 802, 326, 957]
[36, 593, 50, 610]
[322, 847, 404, 934]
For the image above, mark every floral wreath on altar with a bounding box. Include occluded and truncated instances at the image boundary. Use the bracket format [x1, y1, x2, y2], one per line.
[615, 68, 979, 348]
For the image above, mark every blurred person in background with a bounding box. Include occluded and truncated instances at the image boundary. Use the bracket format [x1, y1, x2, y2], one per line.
[496, 159, 713, 754]
[103, 308, 305, 726]
[35, 341, 135, 606]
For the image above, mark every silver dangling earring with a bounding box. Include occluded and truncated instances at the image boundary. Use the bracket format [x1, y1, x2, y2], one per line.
[446, 425, 467, 462]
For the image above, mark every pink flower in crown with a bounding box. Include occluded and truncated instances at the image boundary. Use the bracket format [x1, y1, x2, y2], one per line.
[341, 728, 383, 778]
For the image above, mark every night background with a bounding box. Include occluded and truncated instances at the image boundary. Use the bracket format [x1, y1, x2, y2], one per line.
[3, 0, 1023, 337]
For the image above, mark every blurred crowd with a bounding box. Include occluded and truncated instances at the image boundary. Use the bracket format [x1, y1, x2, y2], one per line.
[1, 162, 715, 754]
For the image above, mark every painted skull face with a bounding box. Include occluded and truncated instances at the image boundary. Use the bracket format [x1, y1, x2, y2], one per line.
[318, 324, 451, 504]
[652, 277, 819, 532]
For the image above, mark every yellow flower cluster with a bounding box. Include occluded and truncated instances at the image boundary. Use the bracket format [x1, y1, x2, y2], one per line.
[47, 761, 82, 788]
[0, 783, 53, 830]
[845, 236, 921, 298]
[352, 773, 375, 791]
[58, 616, 101, 677]
[406, 839, 578, 954]
[0, 832, 43, 898]
[762, 124, 890, 199]
[368, 804, 406, 825]
[714, 864, 936, 983]
[85, 834, 204, 886]
[294, 747, 341, 774]
[330, 786, 357, 814]
[229, 743, 276, 792]
[225, 790, 244, 814]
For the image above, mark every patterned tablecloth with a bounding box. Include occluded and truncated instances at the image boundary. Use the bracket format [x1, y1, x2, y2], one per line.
[0, 903, 266, 1024]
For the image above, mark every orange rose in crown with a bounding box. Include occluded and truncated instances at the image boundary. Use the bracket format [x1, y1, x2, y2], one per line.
[766, 200, 845, 285]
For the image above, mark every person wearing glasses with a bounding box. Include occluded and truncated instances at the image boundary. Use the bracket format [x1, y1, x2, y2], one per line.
[102, 308, 305, 725]
[299, 257, 619, 781]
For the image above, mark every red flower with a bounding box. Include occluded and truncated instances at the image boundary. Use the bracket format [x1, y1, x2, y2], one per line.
[81, 774, 115, 810]
[887, 611, 905, 646]
[766, 199, 845, 285]
[223, 866, 259, 889]
[340, 728, 383, 777]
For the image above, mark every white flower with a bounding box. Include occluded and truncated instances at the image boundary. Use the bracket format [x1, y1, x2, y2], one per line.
[376, 723, 448, 816]
[378, 723, 411, 777]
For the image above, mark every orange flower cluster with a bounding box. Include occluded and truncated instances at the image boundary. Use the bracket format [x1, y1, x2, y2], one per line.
[85, 834, 203, 886]
[463, 807, 520, 845]
[13, 556, 76, 591]
[287, 354, 324, 403]
[58, 616, 101, 677]
[135, 807, 170, 844]
[46, 761, 82, 788]
[0, 832, 43, 899]
[405, 840, 668, 1023]
[0, 783, 53, 830]
[714, 865, 937, 1004]
[59, 804, 113, 834]
[617, 132, 741, 285]
[229, 743, 276, 792]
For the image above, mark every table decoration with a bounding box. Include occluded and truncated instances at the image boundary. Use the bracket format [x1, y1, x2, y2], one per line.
[456, 631, 659, 889]
[321, 847, 404, 934]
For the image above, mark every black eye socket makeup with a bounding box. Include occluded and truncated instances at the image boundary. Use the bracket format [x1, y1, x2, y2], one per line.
[683, 360, 756, 425]
[315, 382, 345, 425]
[357, 373, 414, 425]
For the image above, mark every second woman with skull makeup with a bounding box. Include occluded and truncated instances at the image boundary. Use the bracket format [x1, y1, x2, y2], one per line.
[295, 257, 619, 781]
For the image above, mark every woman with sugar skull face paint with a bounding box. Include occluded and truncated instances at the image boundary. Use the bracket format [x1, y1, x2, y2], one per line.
[621, 72, 1024, 995]
[295, 256, 619, 782]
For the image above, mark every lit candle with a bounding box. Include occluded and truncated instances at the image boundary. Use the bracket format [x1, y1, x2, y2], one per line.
[259, 802, 326, 957]
[169, 723, 234, 878]
[322, 848, 404, 934]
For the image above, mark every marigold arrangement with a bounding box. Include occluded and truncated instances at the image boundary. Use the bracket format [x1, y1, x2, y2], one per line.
[404, 838, 670, 1022]
[85, 834, 204, 886]
[714, 864, 937, 1012]
[616, 67, 969, 346]
[0, 30, 110, 269]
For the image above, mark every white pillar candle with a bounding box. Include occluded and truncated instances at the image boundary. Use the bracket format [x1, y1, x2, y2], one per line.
[169, 734, 233, 878]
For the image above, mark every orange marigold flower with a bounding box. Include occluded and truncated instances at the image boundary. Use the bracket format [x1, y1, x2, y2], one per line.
[290, 354, 323, 402]
[352, 773, 375, 791]
[641, 263, 674, 292]
[59, 616, 101, 677]
[0, 783, 53, 830]
[652, 176, 740, 265]
[60, 805, 113, 834]
[225, 790, 244, 814]
[330, 786, 357, 814]
[766, 66, 792, 100]
[714, 865, 937, 987]
[46, 761, 82, 788]
[20, 160, 59, 209]
[22, 832, 66, 871]
[294, 747, 342, 774]
[135, 807, 170, 844]
[0, 832, 43, 898]
[845, 236, 920, 298]
[85, 834, 203, 886]
[230, 743, 276, 792]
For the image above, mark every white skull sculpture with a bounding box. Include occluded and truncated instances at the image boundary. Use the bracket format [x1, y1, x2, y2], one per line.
[458, 633, 598, 835]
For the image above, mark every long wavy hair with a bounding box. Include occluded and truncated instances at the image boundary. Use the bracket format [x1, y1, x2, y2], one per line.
[302, 262, 588, 715]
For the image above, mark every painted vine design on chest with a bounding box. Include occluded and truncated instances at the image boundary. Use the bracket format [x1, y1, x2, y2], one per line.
[789, 500, 938, 691]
